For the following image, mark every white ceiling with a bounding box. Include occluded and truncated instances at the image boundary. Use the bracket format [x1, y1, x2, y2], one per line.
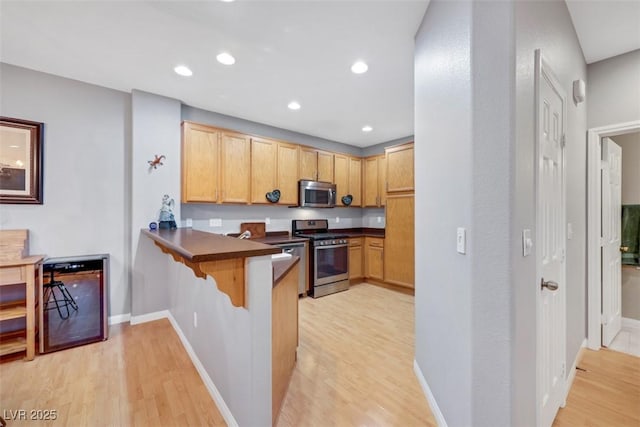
[1, 1, 638, 148]
[566, 0, 640, 64]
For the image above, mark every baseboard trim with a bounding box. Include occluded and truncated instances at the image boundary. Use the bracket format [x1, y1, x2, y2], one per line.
[108, 313, 131, 325]
[129, 310, 170, 325]
[563, 338, 587, 406]
[622, 317, 640, 329]
[166, 313, 238, 427]
[413, 359, 448, 427]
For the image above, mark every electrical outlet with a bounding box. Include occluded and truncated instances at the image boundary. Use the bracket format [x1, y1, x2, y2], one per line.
[377, 216, 382, 223]
[210, 218, 222, 227]
[336, 216, 340, 223]
[186, 218, 193, 227]
[193, 312, 198, 328]
[265, 217, 271, 225]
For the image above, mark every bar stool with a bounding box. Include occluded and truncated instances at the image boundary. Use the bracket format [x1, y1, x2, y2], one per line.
[44, 270, 78, 319]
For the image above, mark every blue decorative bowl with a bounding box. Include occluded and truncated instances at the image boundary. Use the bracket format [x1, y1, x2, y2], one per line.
[266, 189, 281, 203]
[341, 194, 353, 206]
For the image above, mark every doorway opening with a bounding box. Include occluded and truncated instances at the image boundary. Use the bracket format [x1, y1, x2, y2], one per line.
[586, 120, 640, 351]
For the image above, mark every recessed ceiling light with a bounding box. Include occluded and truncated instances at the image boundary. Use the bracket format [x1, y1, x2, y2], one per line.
[362, 126, 373, 132]
[351, 61, 368, 74]
[174, 65, 193, 77]
[288, 101, 301, 110]
[216, 52, 236, 65]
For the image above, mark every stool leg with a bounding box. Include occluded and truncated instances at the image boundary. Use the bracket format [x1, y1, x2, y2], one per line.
[59, 285, 78, 311]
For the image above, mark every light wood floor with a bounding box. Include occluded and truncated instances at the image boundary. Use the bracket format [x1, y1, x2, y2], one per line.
[0, 319, 226, 426]
[276, 282, 436, 427]
[553, 348, 640, 427]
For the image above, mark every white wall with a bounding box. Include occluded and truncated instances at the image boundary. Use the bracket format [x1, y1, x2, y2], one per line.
[587, 50, 640, 128]
[513, 1, 587, 425]
[613, 132, 640, 205]
[0, 63, 131, 316]
[414, 0, 587, 425]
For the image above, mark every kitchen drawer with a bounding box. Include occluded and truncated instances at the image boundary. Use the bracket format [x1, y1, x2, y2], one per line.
[348, 237, 363, 247]
[0, 266, 24, 286]
[367, 238, 384, 248]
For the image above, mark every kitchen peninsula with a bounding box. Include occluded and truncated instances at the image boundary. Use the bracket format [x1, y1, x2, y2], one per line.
[133, 228, 298, 426]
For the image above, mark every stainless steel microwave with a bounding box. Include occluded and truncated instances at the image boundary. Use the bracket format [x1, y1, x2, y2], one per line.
[298, 180, 336, 208]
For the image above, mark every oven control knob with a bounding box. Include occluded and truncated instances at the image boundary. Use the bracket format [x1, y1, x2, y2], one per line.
[332, 240, 336, 245]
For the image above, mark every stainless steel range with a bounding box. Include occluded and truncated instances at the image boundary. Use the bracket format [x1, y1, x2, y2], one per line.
[292, 219, 349, 298]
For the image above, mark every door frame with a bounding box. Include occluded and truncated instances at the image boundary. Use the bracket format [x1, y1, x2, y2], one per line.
[534, 49, 567, 426]
[586, 120, 640, 350]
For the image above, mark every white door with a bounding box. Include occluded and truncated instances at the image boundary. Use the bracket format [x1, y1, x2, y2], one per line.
[536, 52, 567, 427]
[601, 137, 622, 347]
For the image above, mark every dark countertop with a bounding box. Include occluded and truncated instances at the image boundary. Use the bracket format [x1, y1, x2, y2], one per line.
[272, 256, 300, 287]
[142, 228, 281, 263]
[331, 227, 385, 238]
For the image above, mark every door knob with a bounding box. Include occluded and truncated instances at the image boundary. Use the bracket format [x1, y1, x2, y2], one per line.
[541, 278, 559, 291]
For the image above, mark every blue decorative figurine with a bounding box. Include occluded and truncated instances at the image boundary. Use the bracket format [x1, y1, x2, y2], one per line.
[158, 194, 177, 229]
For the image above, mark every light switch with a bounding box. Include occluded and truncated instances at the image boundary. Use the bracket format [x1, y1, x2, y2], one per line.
[522, 229, 533, 256]
[457, 227, 466, 254]
[567, 223, 573, 240]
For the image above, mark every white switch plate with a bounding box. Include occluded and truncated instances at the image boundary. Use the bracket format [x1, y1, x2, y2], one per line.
[522, 229, 533, 256]
[567, 222, 573, 240]
[186, 218, 193, 227]
[456, 227, 466, 254]
[193, 312, 198, 328]
[336, 216, 340, 223]
[265, 217, 271, 225]
[210, 218, 222, 227]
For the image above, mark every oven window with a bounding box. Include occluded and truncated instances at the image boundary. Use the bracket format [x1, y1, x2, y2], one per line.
[316, 245, 348, 279]
[305, 188, 329, 205]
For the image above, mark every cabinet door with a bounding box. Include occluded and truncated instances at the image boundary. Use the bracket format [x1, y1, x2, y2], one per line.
[384, 194, 414, 288]
[182, 122, 219, 203]
[251, 137, 277, 204]
[277, 142, 299, 205]
[365, 238, 384, 281]
[334, 154, 349, 204]
[386, 143, 414, 193]
[364, 157, 379, 207]
[378, 156, 387, 206]
[317, 150, 334, 183]
[348, 157, 362, 207]
[299, 147, 318, 181]
[349, 243, 363, 280]
[220, 131, 251, 203]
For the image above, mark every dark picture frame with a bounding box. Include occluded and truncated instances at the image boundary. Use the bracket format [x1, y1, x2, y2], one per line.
[0, 117, 44, 204]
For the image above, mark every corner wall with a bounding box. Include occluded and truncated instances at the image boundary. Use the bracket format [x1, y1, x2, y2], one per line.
[0, 63, 131, 316]
[587, 50, 640, 128]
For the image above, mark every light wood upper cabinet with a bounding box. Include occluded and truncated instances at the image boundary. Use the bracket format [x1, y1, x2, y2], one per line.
[317, 150, 334, 182]
[364, 155, 386, 207]
[276, 142, 300, 205]
[364, 237, 384, 281]
[251, 137, 278, 204]
[384, 194, 414, 288]
[220, 131, 251, 204]
[385, 143, 414, 193]
[348, 157, 362, 207]
[334, 154, 349, 203]
[182, 122, 220, 203]
[300, 147, 334, 182]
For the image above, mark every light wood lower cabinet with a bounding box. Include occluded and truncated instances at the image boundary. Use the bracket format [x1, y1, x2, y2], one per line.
[364, 237, 384, 281]
[348, 238, 363, 281]
[384, 194, 414, 288]
[272, 263, 299, 425]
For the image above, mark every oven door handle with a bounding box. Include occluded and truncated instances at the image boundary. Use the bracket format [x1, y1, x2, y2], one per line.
[315, 243, 348, 250]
